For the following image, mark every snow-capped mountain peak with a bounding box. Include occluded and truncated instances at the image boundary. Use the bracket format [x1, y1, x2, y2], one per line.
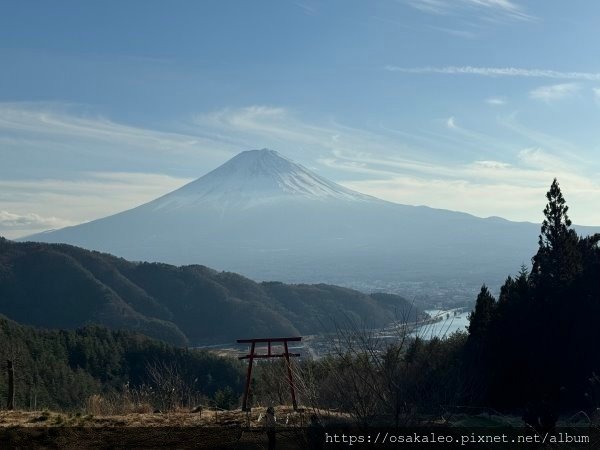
[149, 149, 373, 210]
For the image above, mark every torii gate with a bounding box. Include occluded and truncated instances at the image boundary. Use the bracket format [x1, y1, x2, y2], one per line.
[237, 336, 302, 411]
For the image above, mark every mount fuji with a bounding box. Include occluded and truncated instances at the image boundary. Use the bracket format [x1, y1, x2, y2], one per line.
[22, 149, 598, 296]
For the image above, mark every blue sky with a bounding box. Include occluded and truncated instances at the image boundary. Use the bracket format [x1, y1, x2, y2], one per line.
[2, 0, 600, 237]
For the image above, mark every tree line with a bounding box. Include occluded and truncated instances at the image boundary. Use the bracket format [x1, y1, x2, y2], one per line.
[467, 178, 600, 415]
[0, 316, 244, 411]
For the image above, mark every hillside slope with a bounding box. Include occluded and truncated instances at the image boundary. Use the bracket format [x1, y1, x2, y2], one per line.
[0, 238, 415, 345]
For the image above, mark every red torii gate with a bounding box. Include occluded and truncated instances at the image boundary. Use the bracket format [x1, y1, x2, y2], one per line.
[237, 336, 302, 411]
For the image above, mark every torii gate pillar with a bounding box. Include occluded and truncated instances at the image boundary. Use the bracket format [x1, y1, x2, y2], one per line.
[237, 336, 302, 411]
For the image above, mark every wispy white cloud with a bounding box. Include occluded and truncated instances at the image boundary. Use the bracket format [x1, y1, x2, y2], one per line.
[0, 103, 239, 235]
[0, 102, 235, 176]
[0, 172, 192, 198]
[498, 113, 587, 165]
[3, 103, 600, 236]
[428, 26, 478, 39]
[385, 65, 600, 81]
[192, 105, 419, 161]
[404, 0, 534, 21]
[529, 83, 580, 102]
[340, 152, 600, 224]
[293, 1, 317, 15]
[0, 172, 193, 238]
[328, 146, 553, 186]
[342, 177, 547, 219]
[0, 104, 199, 152]
[486, 97, 506, 105]
[195, 106, 600, 224]
[437, 116, 512, 157]
[517, 147, 553, 167]
[405, 0, 447, 14]
[0, 211, 72, 231]
[471, 160, 511, 169]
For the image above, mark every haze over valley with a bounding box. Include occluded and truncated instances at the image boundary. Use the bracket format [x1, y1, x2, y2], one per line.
[24, 149, 600, 306]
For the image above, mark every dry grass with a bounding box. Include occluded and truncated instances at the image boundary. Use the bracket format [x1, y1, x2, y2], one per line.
[0, 405, 350, 428]
[0, 406, 350, 448]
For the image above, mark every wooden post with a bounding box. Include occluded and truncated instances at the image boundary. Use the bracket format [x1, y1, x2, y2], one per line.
[7, 360, 15, 410]
[283, 342, 298, 410]
[241, 342, 255, 411]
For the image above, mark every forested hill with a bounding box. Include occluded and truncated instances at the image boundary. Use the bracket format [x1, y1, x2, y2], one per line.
[0, 314, 243, 411]
[0, 238, 416, 345]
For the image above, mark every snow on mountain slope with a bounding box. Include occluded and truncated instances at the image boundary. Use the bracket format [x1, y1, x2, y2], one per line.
[147, 149, 375, 211]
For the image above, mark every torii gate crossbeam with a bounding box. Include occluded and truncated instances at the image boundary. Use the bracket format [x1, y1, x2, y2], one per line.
[237, 336, 302, 411]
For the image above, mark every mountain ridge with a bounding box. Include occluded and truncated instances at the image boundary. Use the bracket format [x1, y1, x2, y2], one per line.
[21, 150, 600, 294]
[0, 237, 416, 345]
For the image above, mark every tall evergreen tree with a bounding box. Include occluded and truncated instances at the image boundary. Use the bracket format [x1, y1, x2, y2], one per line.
[540, 178, 572, 245]
[531, 178, 581, 291]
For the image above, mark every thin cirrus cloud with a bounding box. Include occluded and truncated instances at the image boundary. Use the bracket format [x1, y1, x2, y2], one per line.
[497, 113, 581, 155]
[0, 102, 235, 167]
[529, 83, 580, 102]
[385, 65, 600, 81]
[3, 103, 600, 237]
[339, 149, 600, 224]
[0, 172, 193, 239]
[193, 106, 600, 224]
[192, 106, 600, 222]
[0, 102, 225, 238]
[103, 105, 600, 183]
[404, 0, 533, 21]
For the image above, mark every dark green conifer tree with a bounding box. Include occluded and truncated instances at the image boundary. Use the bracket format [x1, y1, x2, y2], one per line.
[468, 285, 496, 337]
[531, 178, 581, 293]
